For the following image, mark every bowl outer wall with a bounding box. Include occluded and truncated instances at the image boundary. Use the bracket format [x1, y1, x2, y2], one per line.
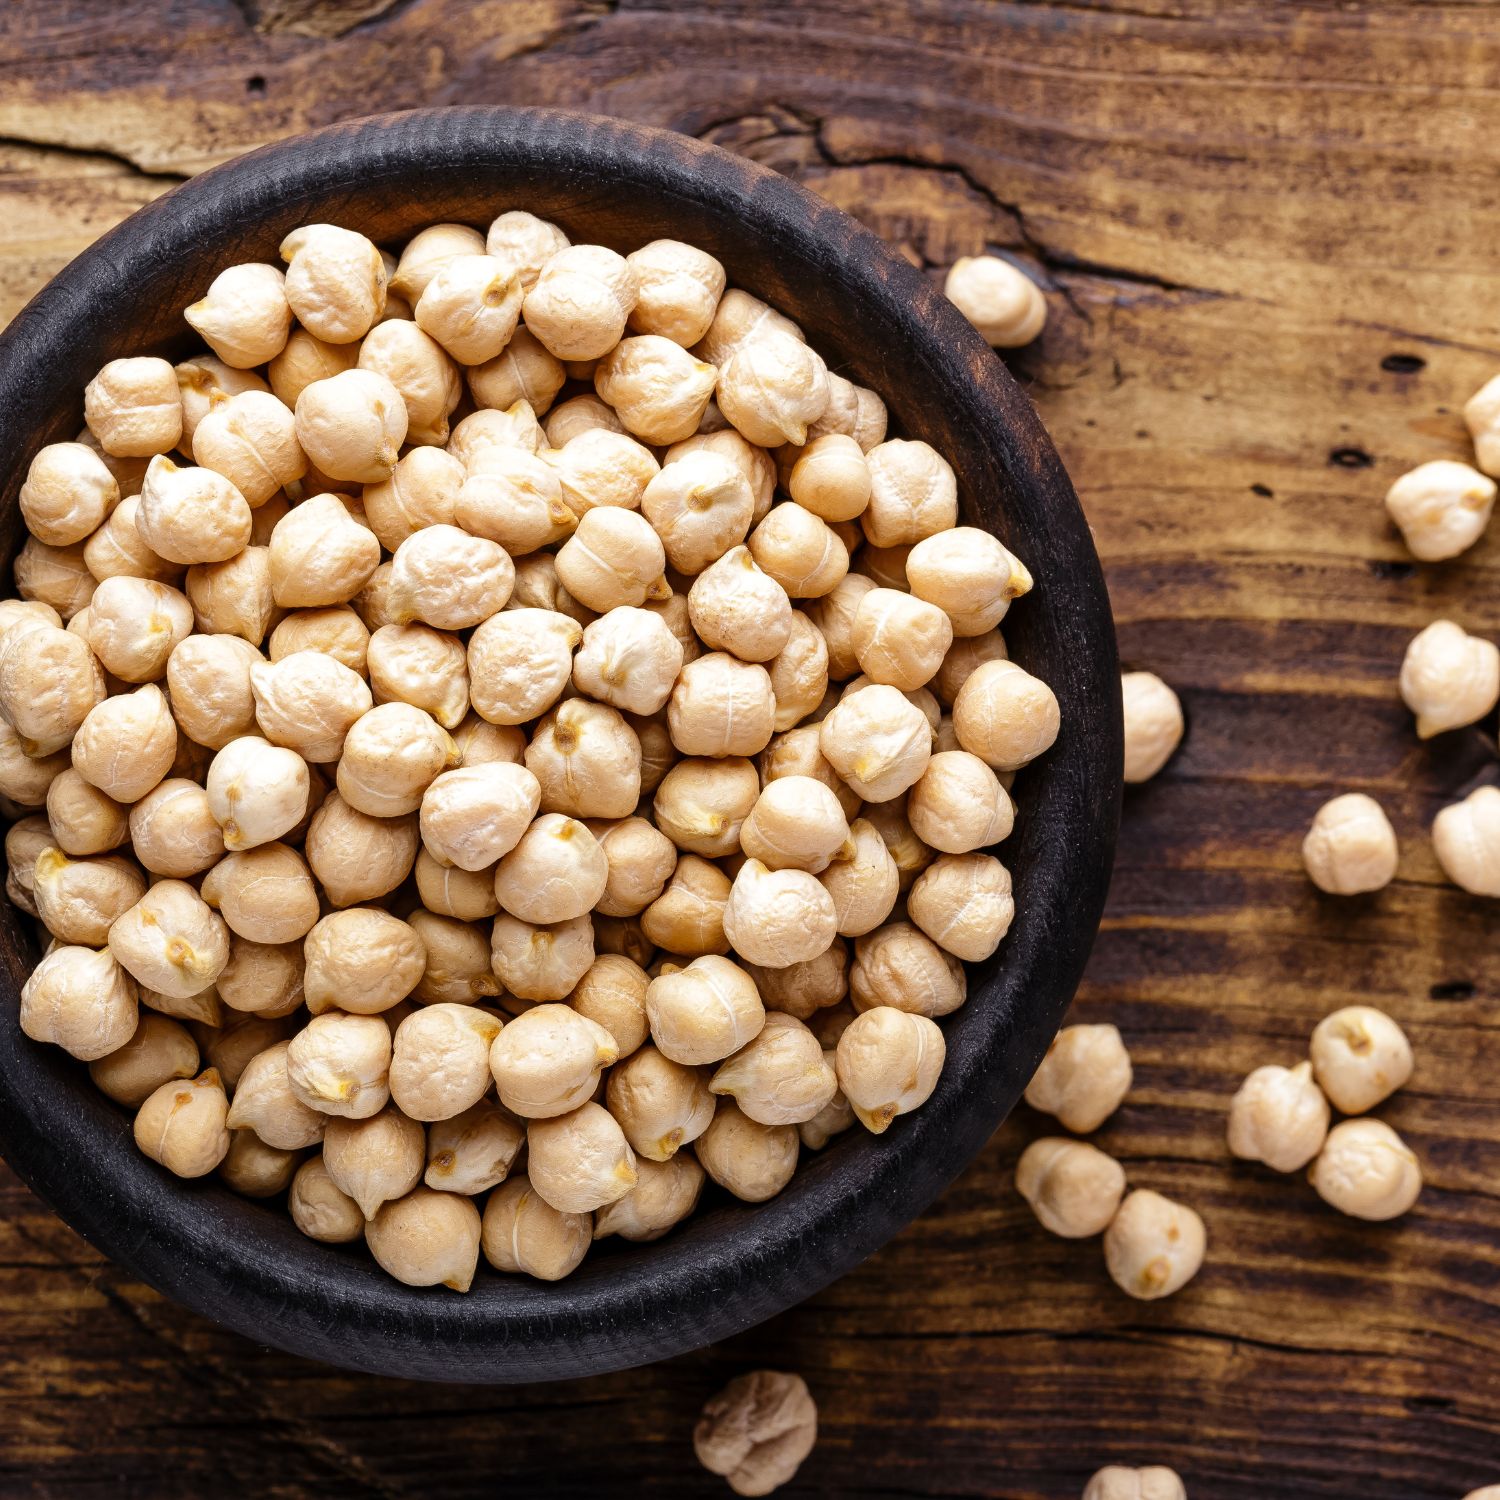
[0, 108, 1121, 1383]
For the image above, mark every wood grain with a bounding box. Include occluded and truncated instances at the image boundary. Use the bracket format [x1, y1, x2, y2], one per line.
[0, 1, 1498, 1496]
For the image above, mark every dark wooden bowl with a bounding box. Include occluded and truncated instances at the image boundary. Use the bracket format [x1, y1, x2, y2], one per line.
[0, 108, 1120, 1383]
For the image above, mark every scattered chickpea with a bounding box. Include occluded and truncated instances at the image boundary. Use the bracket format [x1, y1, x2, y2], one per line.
[1432, 784, 1500, 895]
[1301, 793, 1398, 895]
[1398, 619, 1500, 739]
[944, 255, 1048, 347]
[1024, 1023, 1132, 1132]
[1082, 1466, 1187, 1500]
[1103, 1189, 1206, 1300]
[1310, 1118, 1422, 1221]
[1385, 459, 1497, 561]
[1227, 1061, 1330, 1172]
[1309, 1005, 1413, 1115]
[134, 1067, 231, 1178]
[693, 1369, 818, 1498]
[1016, 1137, 1127, 1237]
[1121, 671, 1185, 783]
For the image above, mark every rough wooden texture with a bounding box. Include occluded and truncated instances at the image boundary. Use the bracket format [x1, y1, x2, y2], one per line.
[0, 2, 1497, 1496]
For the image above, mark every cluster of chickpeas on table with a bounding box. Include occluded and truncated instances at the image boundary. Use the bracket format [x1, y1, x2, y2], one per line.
[0, 214, 1059, 1299]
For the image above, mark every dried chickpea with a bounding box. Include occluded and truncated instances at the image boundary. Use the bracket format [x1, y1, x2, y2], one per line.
[385, 525, 514, 635]
[805, 573, 876, 682]
[740, 777, 850, 875]
[5, 815, 51, 916]
[1302, 793, 1398, 895]
[669, 653, 776, 759]
[364, 622, 466, 729]
[695, 1101, 798, 1202]
[322, 1105, 424, 1220]
[166, 634, 262, 750]
[19, 441, 118, 546]
[546, 428, 660, 516]
[747, 939, 849, 1021]
[717, 333, 829, 448]
[629, 708, 679, 795]
[84, 357, 182, 457]
[1083, 1467, 1187, 1500]
[366, 1186, 482, 1292]
[694, 1369, 818, 1498]
[490, 912, 595, 1001]
[945, 255, 1048, 346]
[357, 319, 460, 445]
[641, 452, 756, 575]
[89, 1012, 199, 1107]
[850, 921, 964, 1017]
[280, 223, 386, 343]
[595, 335, 718, 445]
[749, 505, 849, 604]
[45, 770, 126, 857]
[848, 586, 953, 693]
[953, 659, 1059, 771]
[425, 1099, 523, 1196]
[82, 576, 191, 684]
[293, 369, 406, 485]
[1016, 1137, 1127, 1237]
[762, 612, 828, 733]
[489, 1002, 618, 1118]
[527, 1101, 637, 1213]
[654, 757, 760, 859]
[493, 813, 607, 923]
[31, 846, 143, 945]
[689, 547, 794, 663]
[0, 622, 104, 754]
[185, 546, 274, 643]
[20, 944, 138, 1060]
[449, 402, 544, 468]
[223, 1041, 325, 1149]
[800, 1068, 855, 1150]
[862, 440, 958, 548]
[818, 683, 931, 803]
[552, 509, 666, 616]
[693, 288, 802, 365]
[666, 430, 777, 525]
[643, 953, 763, 1066]
[906, 526, 1031, 637]
[176, 356, 270, 445]
[72, 684, 177, 803]
[1432, 784, 1500, 895]
[908, 852, 1013, 961]
[215, 936, 304, 1019]
[855, 542, 911, 594]
[640, 851, 731, 957]
[192, 389, 306, 506]
[1399, 619, 1500, 738]
[1384, 459, 1495, 561]
[524, 698, 641, 820]
[523, 243, 637, 361]
[286, 1011, 392, 1119]
[14, 537, 95, 620]
[406, 910, 500, 1006]
[0, 599, 62, 638]
[607, 1043, 715, 1161]
[264, 330, 354, 411]
[412, 252, 523, 364]
[710, 1012, 837, 1127]
[1121, 671, 1185, 783]
[906, 751, 1013, 856]
[205, 736, 309, 850]
[468, 327, 566, 415]
[108, 878, 229, 1000]
[420, 761, 540, 871]
[544, 393, 626, 448]
[451, 713, 526, 768]
[387, 1003, 500, 1122]
[626, 239, 725, 345]
[722, 859, 838, 968]
[1310, 1118, 1422, 1221]
[134, 1068, 231, 1178]
[1025, 1023, 1132, 1132]
[0, 722, 66, 807]
[831, 1003, 947, 1134]
[573, 606, 684, 716]
[788, 433, 871, 524]
[1227, 1061, 1330, 1172]
[219, 1130, 303, 1198]
[595, 1153, 706, 1242]
[415, 848, 499, 922]
[482, 1175, 590, 1280]
[359, 456, 460, 558]
[468, 608, 582, 726]
[246, 650, 371, 764]
[1310, 1005, 1413, 1114]
[201, 841, 320, 943]
[337, 702, 457, 818]
[760, 724, 859, 819]
[1104, 1188, 1206, 1300]
[563, 957, 647, 1061]
[137, 457, 252, 565]
[303, 907, 426, 1016]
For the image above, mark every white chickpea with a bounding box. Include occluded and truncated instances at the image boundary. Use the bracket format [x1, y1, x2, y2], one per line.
[385, 525, 515, 636]
[908, 853, 1014, 961]
[862, 440, 958, 548]
[107, 878, 229, 1001]
[1016, 1137, 1126, 1238]
[666, 430, 777, 526]
[404, 911, 498, 1007]
[0, 723, 65, 807]
[668, 653, 776, 759]
[680, 547, 790, 666]
[595, 335, 718, 445]
[692, 287, 803, 365]
[136, 457, 252, 566]
[79, 576, 188, 686]
[20, 944, 138, 1060]
[481, 1175, 591, 1281]
[760, 723, 858, 815]
[0, 599, 62, 639]
[415, 848, 498, 922]
[846, 586, 953, 694]
[818, 682, 932, 804]
[293, 369, 406, 485]
[19, 441, 118, 547]
[605, 1043, 714, 1161]
[594, 1153, 705, 1242]
[45, 770, 126, 857]
[1464, 371, 1500, 477]
[524, 698, 641, 819]
[191, 389, 306, 508]
[387, 1003, 501, 1122]
[268, 492, 381, 607]
[384, 222, 483, 301]
[362, 448, 464, 554]
[263, 329, 356, 410]
[546, 432, 659, 522]
[904, 752, 1013, 857]
[488, 1002, 617, 1119]
[321, 1105, 425, 1220]
[134, 1068, 231, 1178]
[722, 858, 839, 969]
[425, 1099, 524, 1195]
[1399, 619, 1500, 739]
[183, 546, 273, 645]
[527, 1101, 637, 1213]
[82, 499, 180, 589]
[759, 616, 826, 737]
[166, 634, 262, 750]
[547, 513, 665, 621]
[564, 956, 648, 1060]
[494, 813, 608, 923]
[738, 776, 850, 876]
[1310, 1005, 1413, 1114]
[716, 332, 830, 448]
[1309, 1118, 1422, 1222]
[411, 252, 523, 364]
[366, 1186, 482, 1293]
[641, 855, 732, 957]
[120, 781, 217, 880]
[0, 622, 104, 755]
[84, 356, 181, 458]
[286, 1011, 392, 1119]
[451, 713, 526, 767]
[1121, 671, 1185, 783]
[640, 457, 758, 583]
[337, 702, 457, 818]
[805, 574, 875, 683]
[31, 846, 144, 944]
[221, 1041, 324, 1150]
[653, 757, 759, 859]
[303, 907, 427, 1016]
[788, 433, 871, 523]
[205, 736, 309, 850]
[1025, 1022, 1132, 1132]
[246, 650, 372, 765]
[185, 263, 293, 375]
[483, 210, 567, 284]
[89, 1012, 199, 1108]
[215, 936, 304, 1019]
[953, 659, 1059, 772]
[629, 708, 678, 795]
[280, 223, 386, 343]
[1384, 459, 1496, 561]
[356, 319, 460, 445]
[571, 606, 684, 718]
[944, 255, 1048, 346]
[419, 761, 540, 871]
[907, 528, 1031, 640]
[858, 803, 932, 887]
[490, 911, 595, 1000]
[1083, 1467, 1187, 1500]
[5, 815, 51, 916]
[1104, 1188, 1206, 1300]
[625, 239, 725, 346]
[364, 622, 466, 729]
[14, 536, 95, 621]
[709, 1012, 838, 1127]
[1432, 784, 1500, 895]
[695, 1101, 799, 1202]
[219, 1130, 303, 1199]
[1227, 1061, 1330, 1172]
[1301, 793, 1398, 895]
[544, 393, 626, 448]
[201, 841, 321, 943]
[643, 953, 763, 1066]
[748, 939, 849, 1020]
[467, 608, 582, 726]
[523, 243, 637, 361]
[72, 683, 177, 803]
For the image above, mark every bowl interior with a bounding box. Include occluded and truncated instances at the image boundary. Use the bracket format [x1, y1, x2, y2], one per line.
[0, 108, 1120, 1382]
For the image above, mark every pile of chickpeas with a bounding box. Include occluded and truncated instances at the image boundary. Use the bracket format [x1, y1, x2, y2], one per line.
[0, 213, 1055, 1292]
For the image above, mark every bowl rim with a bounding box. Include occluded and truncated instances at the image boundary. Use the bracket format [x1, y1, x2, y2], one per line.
[0, 106, 1121, 1383]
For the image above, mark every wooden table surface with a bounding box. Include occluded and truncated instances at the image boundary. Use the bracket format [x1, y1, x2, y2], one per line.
[1, 2, 1498, 1496]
